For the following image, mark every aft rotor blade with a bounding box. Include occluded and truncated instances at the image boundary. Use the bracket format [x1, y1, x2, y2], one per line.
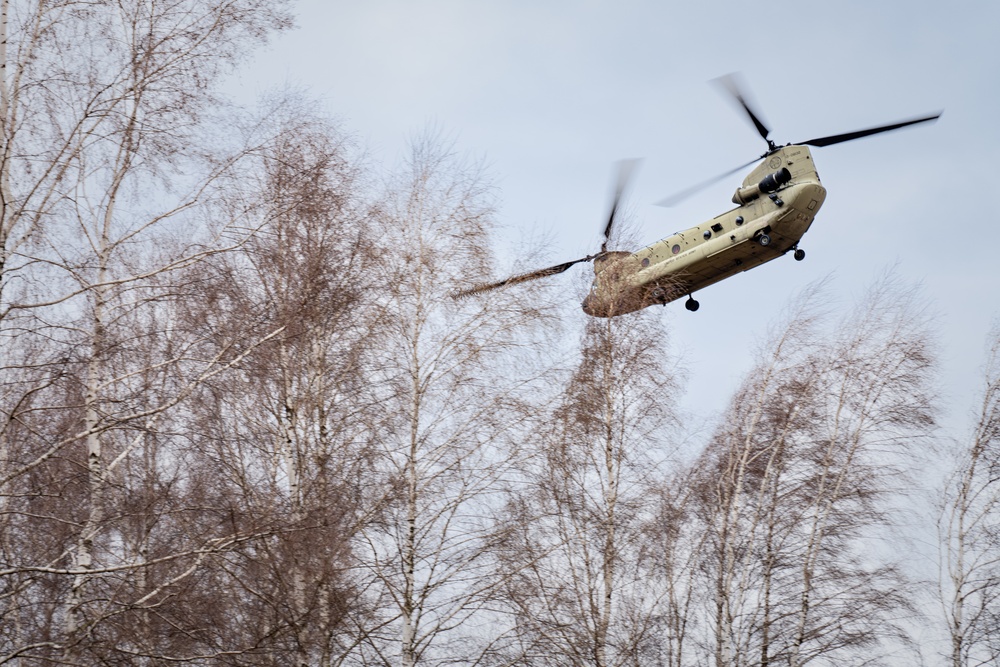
[451, 254, 598, 299]
[601, 159, 641, 252]
[715, 73, 771, 146]
[799, 112, 942, 148]
[655, 157, 759, 207]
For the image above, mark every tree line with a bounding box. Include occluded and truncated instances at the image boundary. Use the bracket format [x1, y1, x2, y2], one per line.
[0, 1, 997, 665]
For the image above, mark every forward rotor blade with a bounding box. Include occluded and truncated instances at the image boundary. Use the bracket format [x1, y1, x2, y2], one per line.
[655, 157, 759, 207]
[601, 158, 641, 252]
[451, 254, 598, 299]
[798, 112, 942, 148]
[715, 73, 771, 145]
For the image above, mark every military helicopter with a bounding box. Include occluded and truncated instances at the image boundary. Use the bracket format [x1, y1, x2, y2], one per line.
[454, 75, 941, 317]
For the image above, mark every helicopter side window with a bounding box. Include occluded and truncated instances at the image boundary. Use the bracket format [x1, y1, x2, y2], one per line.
[711, 223, 723, 233]
[672, 244, 680, 255]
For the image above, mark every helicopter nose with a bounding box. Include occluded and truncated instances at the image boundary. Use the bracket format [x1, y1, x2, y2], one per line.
[582, 293, 614, 317]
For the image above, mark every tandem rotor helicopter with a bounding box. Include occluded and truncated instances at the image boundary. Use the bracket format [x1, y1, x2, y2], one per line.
[453, 75, 941, 317]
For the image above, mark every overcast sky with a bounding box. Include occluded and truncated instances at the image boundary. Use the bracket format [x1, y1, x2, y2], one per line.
[227, 0, 999, 436]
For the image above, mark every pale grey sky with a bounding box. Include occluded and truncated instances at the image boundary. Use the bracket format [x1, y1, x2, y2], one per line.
[227, 0, 999, 434]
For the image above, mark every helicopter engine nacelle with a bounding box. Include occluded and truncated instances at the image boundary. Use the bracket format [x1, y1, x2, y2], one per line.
[732, 167, 792, 205]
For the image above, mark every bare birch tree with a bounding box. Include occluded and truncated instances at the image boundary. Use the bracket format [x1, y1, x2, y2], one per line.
[494, 302, 681, 667]
[0, 0, 295, 662]
[939, 323, 1000, 667]
[354, 132, 554, 666]
[681, 278, 935, 667]
[124, 104, 375, 664]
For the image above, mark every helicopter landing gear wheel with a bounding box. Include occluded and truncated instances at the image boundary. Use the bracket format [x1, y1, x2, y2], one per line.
[685, 297, 700, 312]
[793, 248, 805, 261]
[758, 233, 771, 247]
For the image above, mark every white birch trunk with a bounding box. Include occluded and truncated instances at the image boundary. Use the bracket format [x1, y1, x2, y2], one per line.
[596, 326, 616, 667]
[401, 319, 422, 667]
[63, 280, 108, 646]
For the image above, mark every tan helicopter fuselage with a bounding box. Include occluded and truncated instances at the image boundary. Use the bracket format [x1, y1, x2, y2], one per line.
[582, 145, 827, 317]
